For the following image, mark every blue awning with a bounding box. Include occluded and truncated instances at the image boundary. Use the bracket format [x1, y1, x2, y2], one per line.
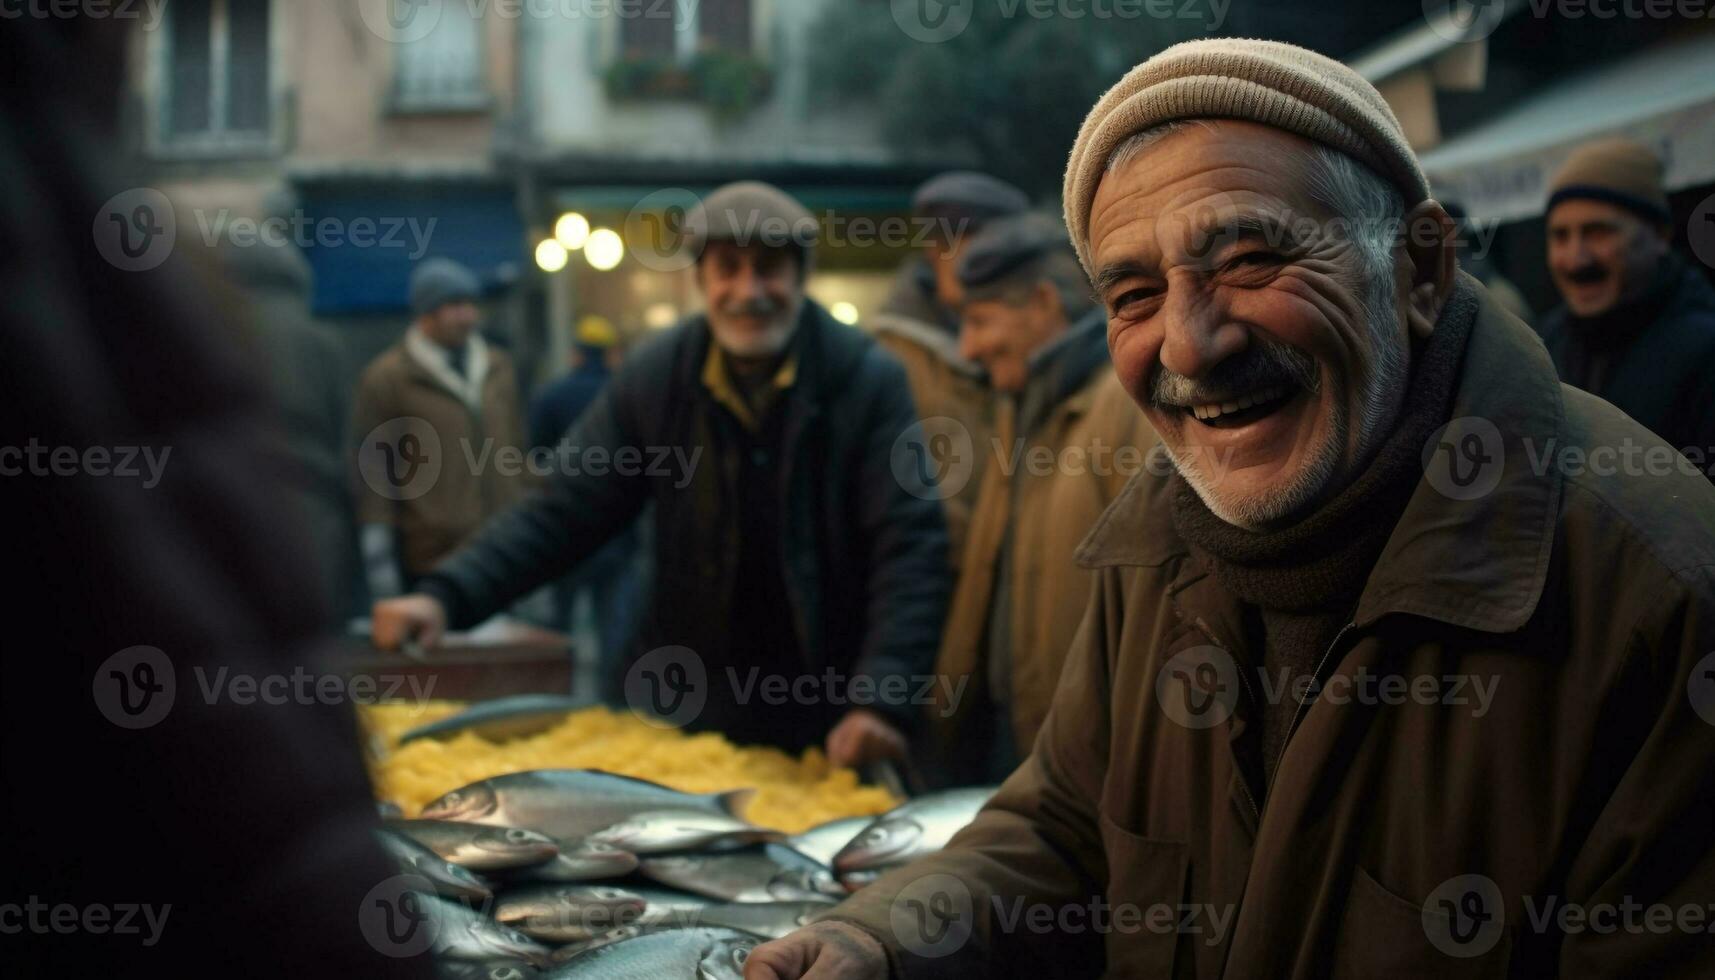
[296, 188, 523, 315]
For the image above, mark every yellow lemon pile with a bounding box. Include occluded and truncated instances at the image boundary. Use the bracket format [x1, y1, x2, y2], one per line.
[361, 702, 899, 834]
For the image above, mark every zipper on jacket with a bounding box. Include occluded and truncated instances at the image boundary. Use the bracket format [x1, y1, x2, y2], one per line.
[1194, 617, 1265, 828]
[1270, 620, 1356, 787]
[1232, 664, 1264, 826]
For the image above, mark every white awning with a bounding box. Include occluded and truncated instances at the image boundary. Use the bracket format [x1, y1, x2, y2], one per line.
[1418, 32, 1715, 224]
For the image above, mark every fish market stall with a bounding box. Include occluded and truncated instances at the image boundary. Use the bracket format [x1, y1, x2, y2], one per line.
[357, 696, 998, 975]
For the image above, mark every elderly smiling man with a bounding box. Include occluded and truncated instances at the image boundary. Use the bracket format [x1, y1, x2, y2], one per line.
[747, 40, 1715, 979]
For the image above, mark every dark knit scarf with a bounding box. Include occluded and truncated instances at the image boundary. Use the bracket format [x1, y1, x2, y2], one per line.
[1171, 280, 1479, 788]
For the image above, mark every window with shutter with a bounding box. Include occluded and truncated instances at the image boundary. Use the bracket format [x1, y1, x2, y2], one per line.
[392, 3, 488, 111]
[163, 0, 272, 151]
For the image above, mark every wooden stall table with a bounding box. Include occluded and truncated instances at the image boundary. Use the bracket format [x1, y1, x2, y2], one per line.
[342, 616, 573, 701]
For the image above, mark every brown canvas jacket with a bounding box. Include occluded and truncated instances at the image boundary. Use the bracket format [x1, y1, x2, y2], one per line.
[350, 337, 532, 579]
[829, 279, 1715, 979]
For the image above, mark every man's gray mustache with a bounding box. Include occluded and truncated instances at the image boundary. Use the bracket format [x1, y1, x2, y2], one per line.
[1149, 337, 1319, 409]
[719, 299, 784, 317]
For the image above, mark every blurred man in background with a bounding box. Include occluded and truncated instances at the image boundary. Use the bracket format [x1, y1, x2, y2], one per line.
[350, 257, 533, 600]
[930, 213, 1155, 786]
[372, 182, 949, 766]
[873, 172, 1030, 577]
[529, 314, 645, 690]
[1538, 138, 1715, 464]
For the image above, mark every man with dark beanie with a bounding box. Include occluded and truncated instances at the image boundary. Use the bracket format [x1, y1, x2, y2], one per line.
[350, 257, 532, 597]
[750, 40, 1715, 979]
[1538, 137, 1715, 470]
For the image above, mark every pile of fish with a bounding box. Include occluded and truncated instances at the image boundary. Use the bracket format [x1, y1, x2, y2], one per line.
[372, 699, 997, 977]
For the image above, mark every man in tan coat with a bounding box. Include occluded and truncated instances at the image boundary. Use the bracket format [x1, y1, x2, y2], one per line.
[874, 172, 1030, 574]
[749, 40, 1715, 979]
[930, 213, 1156, 785]
[350, 257, 532, 598]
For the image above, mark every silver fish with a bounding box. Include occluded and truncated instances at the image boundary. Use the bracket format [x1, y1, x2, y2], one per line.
[420, 770, 753, 843]
[375, 829, 494, 902]
[493, 884, 648, 943]
[622, 885, 718, 929]
[436, 959, 540, 980]
[783, 816, 871, 867]
[399, 695, 583, 745]
[496, 839, 639, 883]
[688, 901, 837, 940]
[587, 808, 783, 855]
[639, 844, 841, 903]
[832, 786, 998, 873]
[543, 926, 757, 979]
[385, 819, 560, 872]
[547, 924, 661, 964]
[414, 893, 552, 967]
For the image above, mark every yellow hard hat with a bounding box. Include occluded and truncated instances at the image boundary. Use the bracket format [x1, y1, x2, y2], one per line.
[575, 315, 618, 349]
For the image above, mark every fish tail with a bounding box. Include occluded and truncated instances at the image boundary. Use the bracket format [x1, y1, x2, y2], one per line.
[716, 788, 756, 817]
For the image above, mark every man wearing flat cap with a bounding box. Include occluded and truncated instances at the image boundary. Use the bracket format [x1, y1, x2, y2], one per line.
[751, 40, 1715, 978]
[927, 212, 1155, 787]
[373, 181, 950, 765]
[351, 256, 531, 598]
[873, 171, 1031, 580]
[1538, 137, 1715, 469]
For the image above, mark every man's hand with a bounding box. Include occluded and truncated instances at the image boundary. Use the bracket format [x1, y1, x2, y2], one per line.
[826, 709, 907, 769]
[371, 594, 447, 653]
[744, 921, 889, 980]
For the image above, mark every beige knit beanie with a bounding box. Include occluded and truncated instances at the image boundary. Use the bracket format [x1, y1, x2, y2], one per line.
[1546, 137, 1669, 222]
[1062, 38, 1431, 278]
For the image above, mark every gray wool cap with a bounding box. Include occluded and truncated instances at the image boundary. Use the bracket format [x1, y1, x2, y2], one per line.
[684, 181, 819, 258]
[913, 171, 1030, 236]
[956, 212, 1071, 295]
[408, 257, 481, 317]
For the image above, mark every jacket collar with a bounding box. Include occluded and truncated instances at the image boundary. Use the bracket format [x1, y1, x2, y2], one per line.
[404, 327, 490, 410]
[868, 312, 986, 379]
[675, 300, 867, 417]
[1076, 275, 1563, 635]
[1015, 308, 1110, 436]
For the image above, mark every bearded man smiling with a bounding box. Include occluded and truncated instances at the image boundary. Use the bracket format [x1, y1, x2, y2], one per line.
[748, 39, 1715, 980]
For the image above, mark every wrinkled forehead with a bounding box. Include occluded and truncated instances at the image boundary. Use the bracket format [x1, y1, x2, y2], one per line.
[1086, 120, 1332, 271]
